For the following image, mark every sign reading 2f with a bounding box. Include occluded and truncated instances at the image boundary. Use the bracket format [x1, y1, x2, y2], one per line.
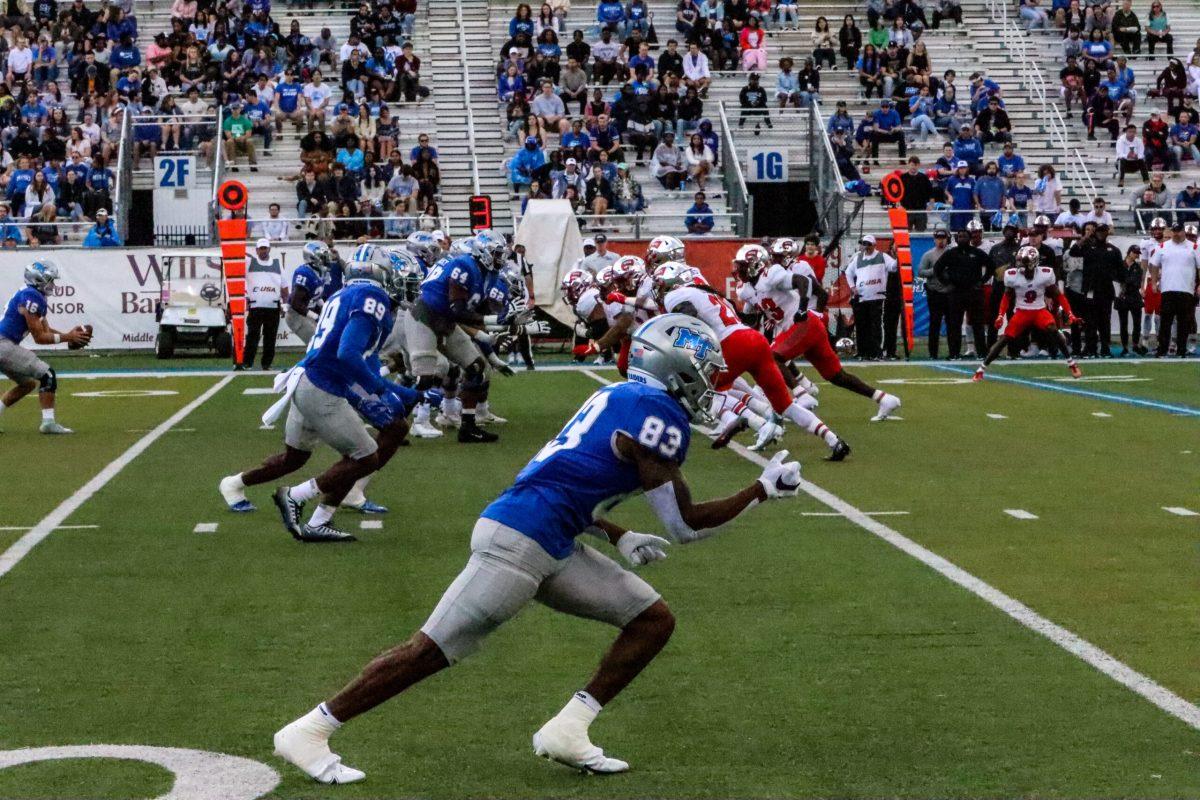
[746, 147, 788, 183]
[156, 156, 196, 190]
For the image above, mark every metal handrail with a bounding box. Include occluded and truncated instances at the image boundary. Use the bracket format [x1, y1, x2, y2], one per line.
[716, 101, 752, 236]
[455, 0, 483, 196]
[113, 108, 132, 240]
[210, 106, 225, 237]
[988, 0, 1099, 199]
[511, 210, 741, 238]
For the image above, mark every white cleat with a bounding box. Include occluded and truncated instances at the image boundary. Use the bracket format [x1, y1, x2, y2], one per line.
[219, 475, 255, 512]
[532, 718, 629, 775]
[410, 420, 443, 438]
[39, 420, 73, 434]
[435, 411, 462, 428]
[749, 418, 784, 452]
[273, 718, 366, 785]
[476, 410, 508, 425]
[871, 393, 902, 422]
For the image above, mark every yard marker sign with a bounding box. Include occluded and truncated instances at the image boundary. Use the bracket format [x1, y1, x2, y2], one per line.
[217, 180, 249, 366]
[883, 186, 915, 355]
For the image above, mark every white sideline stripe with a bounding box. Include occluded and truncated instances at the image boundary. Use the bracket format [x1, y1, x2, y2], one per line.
[1162, 507, 1199, 517]
[800, 511, 909, 517]
[193, 523, 219, 534]
[986, 413, 1008, 419]
[0, 525, 98, 532]
[0, 376, 234, 581]
[579, 369, 1200, 732]
[242, 387, 276, 395]
[126, 428, 195, 433]
[1004, 509, 1040, 520]
[1092, 411, 1113, 418]
[360, 520, 383, 530]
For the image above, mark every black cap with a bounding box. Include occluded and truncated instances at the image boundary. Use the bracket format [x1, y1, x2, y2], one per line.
[1171, 221, 1185, 231]
[594, 233, 608, 242]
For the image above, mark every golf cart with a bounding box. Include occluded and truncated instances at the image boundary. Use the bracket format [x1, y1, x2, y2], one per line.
[154, 251, 232, 359]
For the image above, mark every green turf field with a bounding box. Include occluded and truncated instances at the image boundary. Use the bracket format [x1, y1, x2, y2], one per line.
[1, 358, 1198, 799]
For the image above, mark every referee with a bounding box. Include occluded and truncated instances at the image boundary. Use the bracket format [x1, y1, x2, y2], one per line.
[240, 238, 284, 371]
[1149, 222, 1200, 357]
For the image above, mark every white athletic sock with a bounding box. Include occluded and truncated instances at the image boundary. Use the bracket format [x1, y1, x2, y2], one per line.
[781, 401, 817, 429]
[559, 692, 602, 727]
[344, 476, 370, 506]
[415, 403, 431, 424]
[871, 389, 884, 403]
[0, 402, 6, 418]
[976, 362, 986, 372]
[229, 473, 246, 490]
[289, 478, 320, 503]
[41, 408, 54, 422]
[311, 702, 342, 732]
[808, 419, 839, 447]
[718, 408, 741, 430]
[308, 503, 335, 528]
[477, 401, 489, 417]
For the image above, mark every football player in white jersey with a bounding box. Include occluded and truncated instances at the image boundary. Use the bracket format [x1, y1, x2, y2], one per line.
[572, 257, 655, 374]
[658, 262, 850, 459]
[1139, 217, 1166, 346]
[974, 247, 1082, 381]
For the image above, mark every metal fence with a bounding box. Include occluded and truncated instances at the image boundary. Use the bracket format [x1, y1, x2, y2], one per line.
[241, 214, 452, 242]
[511, 211, 741, 239]
[809, 102, 864, 242]
[716, 102, 753, 237]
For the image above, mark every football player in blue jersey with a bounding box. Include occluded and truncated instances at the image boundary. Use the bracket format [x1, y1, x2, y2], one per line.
[0, 260, 90, 434]
[404, 230, 511, 443]
[284, 241, 333, 343]
[273, 314, 803, 784]
[256, 248, 432, 541]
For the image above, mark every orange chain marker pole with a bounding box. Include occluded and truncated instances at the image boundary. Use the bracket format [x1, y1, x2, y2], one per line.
[216, 180, 249, 366]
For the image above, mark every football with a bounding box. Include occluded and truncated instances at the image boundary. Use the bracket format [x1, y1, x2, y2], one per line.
[68, 324, 93, 350]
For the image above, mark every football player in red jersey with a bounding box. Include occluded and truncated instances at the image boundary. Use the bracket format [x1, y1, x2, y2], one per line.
[974, 246, 1082, 381]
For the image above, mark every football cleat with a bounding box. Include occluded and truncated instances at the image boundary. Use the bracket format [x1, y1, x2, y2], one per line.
[476, 409, 508, 425]
[711, 415, 749, 450]
[749, 417, 784, 452]
[825, 438, 851, 462]
[458, 425, 499, 444]
[220, 475, 255, 512]
[532, 718, 629, 775]
[972, 368, 985, 382]
[435, 411, 462, 428]
[273, 719, 366, 785]
[343, 500, 388, 514]
[1069, 362, 1082, 379]
[298, 522, 357, 543]
[410, 420, 443, 438]
[273, 486, 305, 540]
[871, 393, 902, 422]
[39, 420, 73, 434]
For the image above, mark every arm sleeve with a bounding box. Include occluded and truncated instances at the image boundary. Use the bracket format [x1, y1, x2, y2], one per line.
[336, 314, 391, 397]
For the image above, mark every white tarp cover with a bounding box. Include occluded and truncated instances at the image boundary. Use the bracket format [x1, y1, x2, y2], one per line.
[514, 199, 584, 327]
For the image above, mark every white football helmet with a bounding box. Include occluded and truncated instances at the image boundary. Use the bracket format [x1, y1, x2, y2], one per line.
[769, 238, 797, 265]
[611, 255, 647, 292]
[1016, 245, 1039, 271]
[647, 235, 685, 266]
[735, 244, 770, 280]
[560, 268, 595, 305]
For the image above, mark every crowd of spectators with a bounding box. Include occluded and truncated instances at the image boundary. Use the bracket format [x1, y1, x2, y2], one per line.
[502, 1, 757, 231]
[0, 0, 434, 245]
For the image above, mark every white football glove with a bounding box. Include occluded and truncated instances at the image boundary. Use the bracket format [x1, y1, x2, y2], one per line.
[757, 450, 802, 499]
[524, 320, 550, 335]
[617, 531, 671, 567]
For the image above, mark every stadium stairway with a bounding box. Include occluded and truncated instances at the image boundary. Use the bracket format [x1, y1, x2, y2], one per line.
[429, 2, 515, 235]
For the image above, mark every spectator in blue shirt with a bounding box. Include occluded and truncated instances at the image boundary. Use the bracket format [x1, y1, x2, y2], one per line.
[111, 34, 142, 70]
[951, 124, 984, 175]
[1174, 183, 1200, 224]
[1082, 28, 1113, 68]
[560, 119, 592, 150]
[869, 98, 906, 163]
[946, 161, 978, 231]
[685, 190, 714, 233]
[1170, 110, 1200, 169]
[83, 208, 123, 247]
[597, 0, 626, 32]
[826, 100, 855, 135]
[628, 0, 651, 34]
[497, 64, 527, 102]
[996, 141, 1025, 178]
[509, 136, 545, 190]
[1004, 170, 1033, 217]
[7, 157, 35, 215]
[510, 4, 536, 38]
[0, 203, 24, 247]
[973, 162, 1005, 227]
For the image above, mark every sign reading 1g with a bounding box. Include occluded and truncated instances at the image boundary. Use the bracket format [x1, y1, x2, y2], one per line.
[746, 147, 788, 183]
[155, 155, 196, 190]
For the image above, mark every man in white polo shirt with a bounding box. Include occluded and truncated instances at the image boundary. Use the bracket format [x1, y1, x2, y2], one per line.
[240, 238, 285, 371]
[1149, 221, 1200, 357]
[845, 234, 898, 360]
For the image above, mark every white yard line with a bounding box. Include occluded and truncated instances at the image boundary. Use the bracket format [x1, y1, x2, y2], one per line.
[800, 511, 909, 517]
[1162, 507, 1199, 517]
[580, 368, 1200, 732]
[1091, 412, 1113, 418]
[193, 523, 219, 534]
[359, 520, 384, 530]
[0, 525, 98, 532]
[0, 376, 234, 581]
[1004, 509, 1040, 520]
[986, 413, 1008, 419]
[241, 387, 276, 395]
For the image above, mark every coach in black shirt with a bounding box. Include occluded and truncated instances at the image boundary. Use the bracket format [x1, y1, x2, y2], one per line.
[935, 229, 990, 358]
[899, 156, 933, 231]
[1070, 223, 1123, 357]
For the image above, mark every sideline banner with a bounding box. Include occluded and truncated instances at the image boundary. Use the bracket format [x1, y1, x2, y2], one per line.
[0, 246, 315, 350]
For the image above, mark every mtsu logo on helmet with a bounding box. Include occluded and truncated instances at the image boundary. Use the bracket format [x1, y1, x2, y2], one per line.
[672, 326, 716, 359]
